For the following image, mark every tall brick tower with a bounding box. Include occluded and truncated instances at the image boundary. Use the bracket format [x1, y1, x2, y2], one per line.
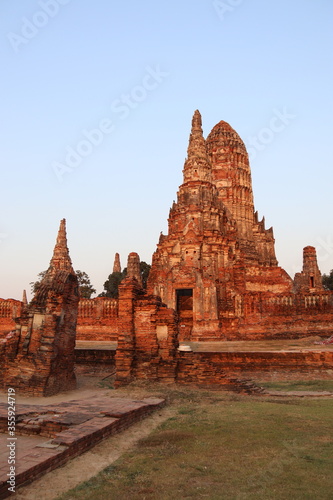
[148, 111, 292, 339]
[206, 119, 277, 265]
[206, 119, 255, 240]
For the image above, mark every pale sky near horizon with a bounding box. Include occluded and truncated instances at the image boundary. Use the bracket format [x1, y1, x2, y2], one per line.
[0, 0, 333, 300]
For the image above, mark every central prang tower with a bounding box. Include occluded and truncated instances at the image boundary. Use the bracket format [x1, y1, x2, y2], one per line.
[147, 111, 293, 339]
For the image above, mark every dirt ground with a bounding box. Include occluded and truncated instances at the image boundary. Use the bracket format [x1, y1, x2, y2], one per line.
[4, 369, 333, 499]
[4, 376, 176, 500]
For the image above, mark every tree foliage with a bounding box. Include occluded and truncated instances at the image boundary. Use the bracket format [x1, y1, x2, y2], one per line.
[139, 261, 151, 289]
[99, 271, 126, 298]
[30, 269, 96, 298]
[100, 262, 151, 298]
[75, 270, 97, 298]
[30, 270, 47, 294]
[322, 270, 333, 291]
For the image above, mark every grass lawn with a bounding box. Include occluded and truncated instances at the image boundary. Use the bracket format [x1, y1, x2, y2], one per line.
[259, 380, 333, 392]
[58, 386, 333, 500]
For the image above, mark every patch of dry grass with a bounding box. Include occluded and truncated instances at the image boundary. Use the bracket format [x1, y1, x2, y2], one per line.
[58, 385, 333, 500]
[259, 379, 333, 392]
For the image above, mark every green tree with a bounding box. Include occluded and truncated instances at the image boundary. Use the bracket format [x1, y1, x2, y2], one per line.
[30, 269, 96, 298]
[322, 270, 333, 290]
[100, 262, 151, 298]
[30, 270, 47, 294]
[75, 270, 97, 298]
[140, 261, 151, 289]
[99, 271, 126, 299]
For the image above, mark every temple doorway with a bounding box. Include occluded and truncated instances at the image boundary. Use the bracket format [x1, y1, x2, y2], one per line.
[176, 289, 193, 341]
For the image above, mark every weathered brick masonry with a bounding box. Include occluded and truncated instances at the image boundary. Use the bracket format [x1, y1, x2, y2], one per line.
[0, 397, 165, 499]
[0, 298, 118, 342]
[0, 220, 79, 396]
[77, 298, 118, 341]
[115, 111, 333, 385]
[115, 259, 178, 387]
[1, 111, 333, 391]
[147, 111, 333, 340]
[0, 299, 22, 337]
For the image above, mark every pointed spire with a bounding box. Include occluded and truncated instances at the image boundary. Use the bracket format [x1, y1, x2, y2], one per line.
[48, 219, 74, 275]
[22, 289, 28, 305]
[187, 110, 206, 158]
[113, 253, 121, 273]
[183, 110, 212, 183]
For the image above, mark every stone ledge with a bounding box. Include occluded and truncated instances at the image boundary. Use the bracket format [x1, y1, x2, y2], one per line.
[0, 396, 165, 499]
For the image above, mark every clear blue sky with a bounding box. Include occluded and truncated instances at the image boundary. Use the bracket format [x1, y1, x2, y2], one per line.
[0, 0, 332, 300]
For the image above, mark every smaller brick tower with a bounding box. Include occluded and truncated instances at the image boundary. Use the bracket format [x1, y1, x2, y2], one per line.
[115, 252, 178, 387]
[126, 252, 142, 286]
[113, 252, 121, 273]
[1, 219, 79, 396]
[294, 246, 324, 292]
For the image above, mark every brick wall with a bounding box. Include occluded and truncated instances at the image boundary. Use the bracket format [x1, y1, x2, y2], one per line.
[77, 298, 118, 341]
[0, 299, 22, 337]
[176, 350, 333, 386]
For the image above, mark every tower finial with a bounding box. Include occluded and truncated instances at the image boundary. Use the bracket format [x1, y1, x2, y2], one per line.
[48, 219, 74, 274]
[192, 109, 202, 127]
[187, 110, 205, 157]
[183, 110, 211, 183]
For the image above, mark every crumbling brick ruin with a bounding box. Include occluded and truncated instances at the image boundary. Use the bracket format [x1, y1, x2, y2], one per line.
[0, 219, 79, 396]
[0, 111, 332, 391]
[114, 252, 178, 387]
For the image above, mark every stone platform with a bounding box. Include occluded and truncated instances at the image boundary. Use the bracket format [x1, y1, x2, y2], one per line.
[175, 338, 333, 387]
[181, 338, 333, 352]
[75, 338, 333, 385]
[0, 396, 164, 499]
[75, 341, 117, 350]
[75, 337, 333, 354]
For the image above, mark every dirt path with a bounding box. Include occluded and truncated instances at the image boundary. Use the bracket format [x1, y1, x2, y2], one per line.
[8, 374, 332, 499]
[7, 376, 175, 500]
[13, 406, 175, 500]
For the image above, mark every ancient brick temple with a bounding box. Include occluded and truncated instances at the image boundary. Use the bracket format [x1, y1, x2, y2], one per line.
[0, 219, 79, 396]
[147, 110, 333, 340]
[0, 111, 333, 392]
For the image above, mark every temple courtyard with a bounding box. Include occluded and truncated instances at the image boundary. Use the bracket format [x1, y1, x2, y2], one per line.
[0, 373, 332, 500]
[1, 111, 333, 497]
